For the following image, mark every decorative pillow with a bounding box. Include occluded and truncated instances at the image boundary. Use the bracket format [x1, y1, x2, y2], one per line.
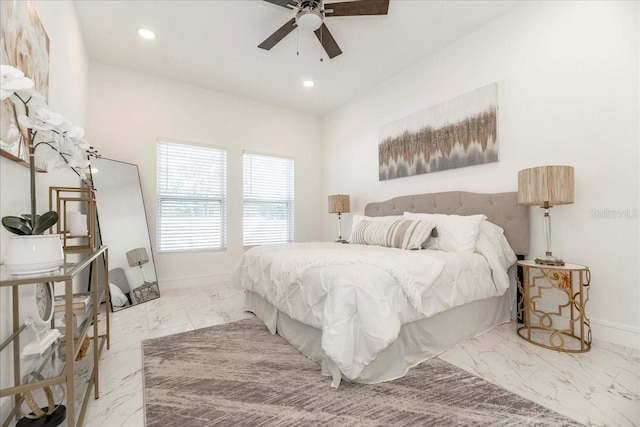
[403, 212, 486, 253]
[109, 282, 128, 307]
[350, 219, 436, 250]
[349, 214, 402, 241]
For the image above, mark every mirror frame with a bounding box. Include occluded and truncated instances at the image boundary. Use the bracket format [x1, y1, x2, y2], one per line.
[90, 158, 159, 312]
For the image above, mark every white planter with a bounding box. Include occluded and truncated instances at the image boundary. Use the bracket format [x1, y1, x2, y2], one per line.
[4, 234, 64, 275]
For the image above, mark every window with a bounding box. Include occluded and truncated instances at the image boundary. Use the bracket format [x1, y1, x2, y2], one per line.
[157, 141, 226, 252]
[243, 152, 294, 246]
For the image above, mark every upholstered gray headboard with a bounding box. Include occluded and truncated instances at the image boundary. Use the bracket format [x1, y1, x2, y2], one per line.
[109, 267, 131, 294]
[364, 191, 529, 255]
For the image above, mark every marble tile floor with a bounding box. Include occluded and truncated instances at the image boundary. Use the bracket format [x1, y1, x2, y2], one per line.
[81, 283, 639, 427]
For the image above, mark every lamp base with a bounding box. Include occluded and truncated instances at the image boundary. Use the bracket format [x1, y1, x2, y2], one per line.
[335, 238, 348, 244]
[535, 255, 565, 266]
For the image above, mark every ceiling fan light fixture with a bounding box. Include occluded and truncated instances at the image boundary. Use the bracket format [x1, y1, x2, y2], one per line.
[303, 80, 315, 88]
[259, 0, 389, 59]
[296, 9, 323, 31]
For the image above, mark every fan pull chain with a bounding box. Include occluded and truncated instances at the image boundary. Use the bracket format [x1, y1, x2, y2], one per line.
[319, 25, 323, 62]
[297, 27, 299, 56]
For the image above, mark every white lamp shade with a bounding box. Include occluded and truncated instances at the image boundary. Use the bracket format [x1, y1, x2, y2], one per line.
[518, 165, 575, 206]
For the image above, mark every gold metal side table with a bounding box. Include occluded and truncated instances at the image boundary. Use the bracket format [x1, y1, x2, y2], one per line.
[516, 260, 591, 353]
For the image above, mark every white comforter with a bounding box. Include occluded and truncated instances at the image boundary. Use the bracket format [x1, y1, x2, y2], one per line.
[231, 221, 516, 386]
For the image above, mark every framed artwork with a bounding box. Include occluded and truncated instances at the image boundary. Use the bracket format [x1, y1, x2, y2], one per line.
[0, 0, 50, 164]
[379, 83, 498, 181]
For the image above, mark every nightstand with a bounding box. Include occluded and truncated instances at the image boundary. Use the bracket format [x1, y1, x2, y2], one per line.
[516, 260, 591, 353]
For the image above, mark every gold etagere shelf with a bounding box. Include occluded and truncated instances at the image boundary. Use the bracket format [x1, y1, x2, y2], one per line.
[2, 186, 110, 427]
[0, 247, 111, 427]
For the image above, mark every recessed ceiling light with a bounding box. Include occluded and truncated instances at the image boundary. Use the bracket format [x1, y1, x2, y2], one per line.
[138, 28, 156, 40]
[303, 80, 315, 88]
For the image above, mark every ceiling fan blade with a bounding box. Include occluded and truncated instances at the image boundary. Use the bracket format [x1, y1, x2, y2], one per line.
[314, 24, 342, 59]
[258, 18, 297, 50]
[262, 0, 297, 10]
[324, 0, 390, 17]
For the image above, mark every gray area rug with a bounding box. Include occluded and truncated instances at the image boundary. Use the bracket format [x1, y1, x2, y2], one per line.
[142, 317, 580, 426]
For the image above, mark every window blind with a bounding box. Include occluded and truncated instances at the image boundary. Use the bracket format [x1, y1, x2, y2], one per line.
[157, 141, 226, 252]
[243, 152, 294, 246]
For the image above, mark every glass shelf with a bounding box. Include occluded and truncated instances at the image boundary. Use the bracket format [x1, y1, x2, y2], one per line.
[0, 247, 106, 285]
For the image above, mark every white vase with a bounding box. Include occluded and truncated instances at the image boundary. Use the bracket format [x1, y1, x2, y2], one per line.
[4, 234, 64, 275]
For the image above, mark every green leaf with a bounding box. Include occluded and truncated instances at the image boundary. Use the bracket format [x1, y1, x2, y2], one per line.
[2, 216, 32, 235]
[32, 211, 59, 235]
[20, 214, 39, 228]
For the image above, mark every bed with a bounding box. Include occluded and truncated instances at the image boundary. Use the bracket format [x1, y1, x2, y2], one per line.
[232, 191, 529, 387]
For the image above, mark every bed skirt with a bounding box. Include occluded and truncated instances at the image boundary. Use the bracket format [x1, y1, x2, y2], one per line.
[243, 290, 512, 385]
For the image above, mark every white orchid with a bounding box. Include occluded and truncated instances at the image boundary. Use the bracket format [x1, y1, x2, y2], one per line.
[44, 126, 91, 178]
[0, 65, 34, 100]
[17, 106, 94, 178]
[18, 107, 65, 132]
[1, 64, 99, 235]
[66, 124, 86, 144]
[4, 120, 21, 146]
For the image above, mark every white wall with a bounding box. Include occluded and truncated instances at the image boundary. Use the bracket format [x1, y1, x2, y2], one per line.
[322, 1, 639, 347]
[86, 63, 324, 288]
[0, 0, 89, 414]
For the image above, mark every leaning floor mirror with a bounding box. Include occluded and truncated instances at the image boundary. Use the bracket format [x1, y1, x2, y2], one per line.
[91, 158, 160, 311]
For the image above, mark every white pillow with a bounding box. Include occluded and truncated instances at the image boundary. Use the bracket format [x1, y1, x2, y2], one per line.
[475, 220, 517, 270]
[403, 212, 486, 253]
[474, 220, 517, 293]
[109, 282, 128, 307]
[350, 219, 436, 250]
[349, 214, 402, 241]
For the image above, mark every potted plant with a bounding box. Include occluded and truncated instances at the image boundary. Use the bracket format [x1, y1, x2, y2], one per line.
[1, 65, 98, 274]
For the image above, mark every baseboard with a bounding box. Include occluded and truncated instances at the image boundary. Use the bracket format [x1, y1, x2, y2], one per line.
[160, 271, 232, 290]
[591, 317, 640, 349]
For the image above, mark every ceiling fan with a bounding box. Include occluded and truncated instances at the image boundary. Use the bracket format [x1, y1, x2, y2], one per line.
[258, 0, 390, 59]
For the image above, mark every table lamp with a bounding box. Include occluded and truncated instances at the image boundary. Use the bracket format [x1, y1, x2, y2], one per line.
[518, 165, 574, 266]
[126, 247, 150, 283]
[328, 194, 350, 243]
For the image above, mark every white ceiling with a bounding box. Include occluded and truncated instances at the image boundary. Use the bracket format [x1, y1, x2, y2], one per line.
[74, 0, 520, 116]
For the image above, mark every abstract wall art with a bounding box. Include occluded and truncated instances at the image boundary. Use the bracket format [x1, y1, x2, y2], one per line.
[379, 83, 498, 181]
[0, 0, 50, 163]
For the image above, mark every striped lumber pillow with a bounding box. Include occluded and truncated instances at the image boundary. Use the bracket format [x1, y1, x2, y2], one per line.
[350, 219, 436, 250]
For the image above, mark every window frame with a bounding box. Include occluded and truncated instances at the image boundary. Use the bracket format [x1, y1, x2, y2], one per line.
[242, 150, 295, 248]
[156, 139, 227, 253]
